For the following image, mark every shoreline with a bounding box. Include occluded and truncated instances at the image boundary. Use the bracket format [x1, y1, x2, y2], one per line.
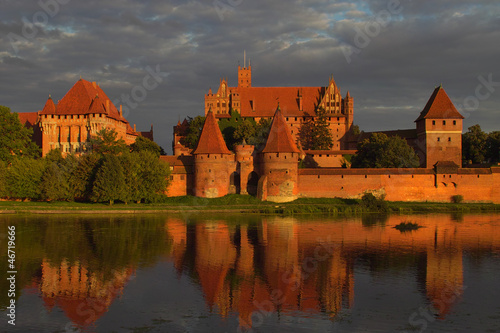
[1, 196, 499, 215]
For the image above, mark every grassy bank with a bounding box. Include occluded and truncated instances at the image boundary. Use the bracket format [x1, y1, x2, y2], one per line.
[0, 195, 499, 215]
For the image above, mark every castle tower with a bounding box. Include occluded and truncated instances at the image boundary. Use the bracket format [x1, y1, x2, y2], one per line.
[192, 110, 234, 198]
[415, 86, 464, 168]
[234, 141, 255, 195]
[238, 65, 251, 88]
[259, 105, 300, 202]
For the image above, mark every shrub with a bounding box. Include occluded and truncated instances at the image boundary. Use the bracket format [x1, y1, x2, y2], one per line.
[451, 195, 464, 203]
[361, 192, 388, 212]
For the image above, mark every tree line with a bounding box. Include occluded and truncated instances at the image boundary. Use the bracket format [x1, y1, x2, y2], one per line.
[0, 106, 170, 204]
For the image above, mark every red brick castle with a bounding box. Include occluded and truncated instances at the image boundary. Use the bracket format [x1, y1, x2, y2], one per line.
[165, 64, 499, 203]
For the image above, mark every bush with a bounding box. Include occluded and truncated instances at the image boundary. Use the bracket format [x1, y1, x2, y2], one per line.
[451, 195, 464, 203]
[361, 192, 388, 212]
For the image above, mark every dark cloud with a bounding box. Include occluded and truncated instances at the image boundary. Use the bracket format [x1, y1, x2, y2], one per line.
[0, 0, 499, 152]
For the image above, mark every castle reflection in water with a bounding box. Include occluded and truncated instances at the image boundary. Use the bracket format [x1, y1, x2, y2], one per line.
[19, 214, 500, 330]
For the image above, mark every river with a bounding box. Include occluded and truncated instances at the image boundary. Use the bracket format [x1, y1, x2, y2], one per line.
[1, 213, 499, 332]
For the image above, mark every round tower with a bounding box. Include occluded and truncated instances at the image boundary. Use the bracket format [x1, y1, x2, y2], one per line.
[234, 142, 255, 195]
[259, 106, 300, 202]
[192, 111, 234, 198]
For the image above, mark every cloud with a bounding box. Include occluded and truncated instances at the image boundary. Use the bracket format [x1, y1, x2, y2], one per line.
[0, 0, 499, 151]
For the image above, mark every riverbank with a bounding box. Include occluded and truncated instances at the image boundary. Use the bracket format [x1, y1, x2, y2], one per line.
[1, 195, 499, 215]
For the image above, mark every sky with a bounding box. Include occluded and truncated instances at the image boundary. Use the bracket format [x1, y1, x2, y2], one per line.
[1, 0, 499, 152]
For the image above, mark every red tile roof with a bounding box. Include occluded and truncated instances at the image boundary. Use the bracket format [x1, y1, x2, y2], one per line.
[261, 107, 300, 153]
[416, 86, 464, 121]
[17, 112, 38, 127]
[41, 97, 56, 114]
[193, 110, 231, 154]
[237, 86, 326, 117]
[41, 79, 128, 123]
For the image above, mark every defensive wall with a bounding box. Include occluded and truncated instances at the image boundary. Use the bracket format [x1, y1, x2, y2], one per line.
[298, 167, 500, 203]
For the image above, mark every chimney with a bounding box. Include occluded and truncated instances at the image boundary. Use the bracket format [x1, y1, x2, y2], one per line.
[134, 124, 136, 132]
[106, 100, 109, 113]
[92, 82, 97, 89]
[120, 105, 123, 117]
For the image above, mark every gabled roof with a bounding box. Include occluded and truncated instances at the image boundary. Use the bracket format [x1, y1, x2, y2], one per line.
[237, 86, 326, 117]
[261, 106, 300, 153]
[415, 86, 464, 121]
[193, 110, 231, 155]
[17, 112, 39, 127]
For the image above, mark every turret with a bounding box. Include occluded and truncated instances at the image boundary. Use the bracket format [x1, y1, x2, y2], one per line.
[259, 105, 300, 202]
[192, 111, 234, 198]
[234, 141, 255, 195]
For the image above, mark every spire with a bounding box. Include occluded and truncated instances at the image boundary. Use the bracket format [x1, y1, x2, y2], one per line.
[193, 110, 231, 154]
[261, 106, 300, 153]
[415, 86, 464, 122]
[40, 95, 56, 114]
[346, 91, 351, 98]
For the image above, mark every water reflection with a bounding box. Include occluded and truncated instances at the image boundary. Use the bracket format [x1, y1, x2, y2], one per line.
[1, 214, 499, 332]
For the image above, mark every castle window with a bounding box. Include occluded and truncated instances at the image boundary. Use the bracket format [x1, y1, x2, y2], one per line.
[448, 137, 451, 142]
[449, 175, 452, 178]
[295, 117, 297, 121]
[365, 175, 367, 178]
[286, 117, 289, 121]
[337, 117, 340, 121]
[319, 154, 322, 157]
[443, 120, 446, 125]
[437, 137, 440, 142]
[318, 175, 320, 179]
[432, 120, 436, 125]
[453, 120, 457, 125]
[341, 175, 344, 179]
[209, 169, 211, 173]
[276, 153, 279, 157]
[327, 155, 329, 157]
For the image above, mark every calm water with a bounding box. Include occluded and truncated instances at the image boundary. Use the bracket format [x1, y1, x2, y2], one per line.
[1, 213, 500, 333]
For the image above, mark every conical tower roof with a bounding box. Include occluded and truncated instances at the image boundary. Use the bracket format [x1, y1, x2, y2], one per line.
[415, 86, 464, 121]
[40, 96, 56, 114]
[261, 106, 300, 153]
[193, 110, 231, 154]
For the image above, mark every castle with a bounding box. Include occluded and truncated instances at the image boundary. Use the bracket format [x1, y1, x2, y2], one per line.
[15, 65, 500, 203]
[165, 64, 499, 203]
[17, 78, 153, 157]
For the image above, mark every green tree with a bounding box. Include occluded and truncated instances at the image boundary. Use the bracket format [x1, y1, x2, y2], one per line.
[218, 110, 243, 148]
[6, 157, 45, 199]
[0, 106, 41, 163]
[299, 108, 334, 150]
[92, 154, 126, 204]
[462, 124, 488, 164]
[90, 128, 128, 155]
[181, 116, 206, 149]
[130, 136, 162, 157]
[248, 118, 272, 149]
[486, 131, 500, 164]
[136, 151, 170, 202]
[0, 161, 6, 197]
[233, 118, 257, 144]
[69, 153, 101, 201]
[40, 154, 77, 201]
[351, 133, 420, 168]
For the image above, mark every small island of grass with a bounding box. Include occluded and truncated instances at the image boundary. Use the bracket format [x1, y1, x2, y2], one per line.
[394, 221, 422, 232]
